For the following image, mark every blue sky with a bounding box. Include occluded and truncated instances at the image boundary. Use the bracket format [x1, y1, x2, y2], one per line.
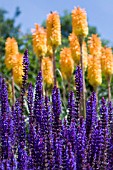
[1, 0, 113, 45]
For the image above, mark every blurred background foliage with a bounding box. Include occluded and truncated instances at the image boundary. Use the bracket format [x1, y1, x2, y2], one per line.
[0, 7, 113, 102]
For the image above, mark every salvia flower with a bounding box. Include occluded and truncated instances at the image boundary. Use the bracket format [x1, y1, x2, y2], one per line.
[17, 142, 28, 170]
[99, 97, 108, 169]
[1, 79, 10, 160]
[86, 92, 97, 138]
[72, 7, 88, 37]
[67, 91, 77, 126]
[34, 71, 43, 128]
[75, 66, 83, 99]
[101, 47, 113, 77]
[60, 47, 74, 80]
[76, 117, 86, 170]
[46, 11, 61, 48]
[5, 37, 19, 70]
[27, 83, 34, 116]
[32, 24, 47, 58]
[42, 57, 53, 86]
[52, 86, 62, 135]
[67, 142, 76, 170]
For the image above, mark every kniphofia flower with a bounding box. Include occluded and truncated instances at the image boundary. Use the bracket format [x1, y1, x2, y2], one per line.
[13, 53, 24, 86]
[88, 34, 102, 57]
[60, 47, 74, 80]
[72, 7, 88, 37]
[42, 57, 53, 86]
[5, 37, 19, 70]
[69, 33, 80, 64]
[69, 33, 88, 70]
[32, 24, 47, 58]
[88, 55, 102, 88]
[101, 47, 113, 77]
[46, 11, 61, 48]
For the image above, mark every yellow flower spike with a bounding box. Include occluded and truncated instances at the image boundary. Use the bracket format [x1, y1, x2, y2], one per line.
[42, 57, 53, 86]
[101, 47, 113, 77]
[32, 24, 47, 58]
[69, 33, 80, 64]
[46, 11, 61, 48]
[72, 7, 88, 37]
[60, 48, 74, 80]
[88, 34, 102, 57]
[46, 45, 53, 57]
[13, 53, 24, 86]
[88, 55, 102, 88]
[5, 37, 19, 70]
[69, 33, 88, 70]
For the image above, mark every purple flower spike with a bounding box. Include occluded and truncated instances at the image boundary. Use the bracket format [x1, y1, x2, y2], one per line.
[99, 97, 108, 169]
[108, 101, 113, 131]
[1, 79, 10, 160]
[34, 71, 43, 129]
[52, 86, 62, 135]
[86, 92, 97, 138]
[28, 83, 33, 113]
[67, 142, 76, 170]
[75, 66, 83, 99]
[20, 49, 29, 112]
[22, 49, 29, 88]
[76, 116, 86, 170]
[17, 142, 28, 170]
[67, 91, 78, 126]
[75, 66, 83, 116]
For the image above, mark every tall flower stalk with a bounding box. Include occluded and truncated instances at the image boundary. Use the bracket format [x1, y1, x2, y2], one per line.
[32, 24, 47, 72]
[46, 11, 61, 86]
[101, 47, 113, 101]
[5, 37, 19, 105]
[72, 7, 88, 118]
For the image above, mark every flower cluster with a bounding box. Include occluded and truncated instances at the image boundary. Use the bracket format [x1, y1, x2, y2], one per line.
[42, 57, 53, 86]
[5, 37, 19, 70]
[101, 47, 113, 77]
[72, 7, 88, 37]
[32, 24, 47, 58]
[46, 11, 61, 48]
[60, 47, 74, 80]
[13, 53, 24, 86]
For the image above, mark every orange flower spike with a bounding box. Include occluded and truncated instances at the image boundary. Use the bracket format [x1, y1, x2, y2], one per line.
[101, 47, 113, 77]
[46, 12, 61, 48]
[69, 33, 80, 64]
[32, 24, 47, 58]
[88, 55, 102, 88]
[88, 34, 102, 57]
[60, 48, 74, 80]
[42, 57, 53, 86]
[13, 53, 24, 86]
[46, 45, 53, 57]
[5, 37, 19, 70]
[69, 34, 87, 70]
[72, 7, 88, 37]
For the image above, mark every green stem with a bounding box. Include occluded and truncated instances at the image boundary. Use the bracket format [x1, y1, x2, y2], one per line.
[79, 36, 86, 119]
